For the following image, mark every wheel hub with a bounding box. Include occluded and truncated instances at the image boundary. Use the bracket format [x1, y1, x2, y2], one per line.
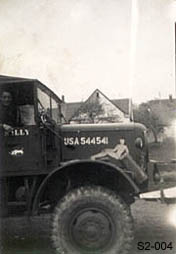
[70, 208, 114, 251]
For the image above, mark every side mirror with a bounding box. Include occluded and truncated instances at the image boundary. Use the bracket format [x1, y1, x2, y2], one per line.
[39, 110, 56, 126]
[39, 110, 48, 124]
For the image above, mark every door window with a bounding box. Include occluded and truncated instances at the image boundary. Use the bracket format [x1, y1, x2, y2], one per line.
[51, 98, 60, 123]
[37, 88, 51, 116]
[37, 88, 61, 123]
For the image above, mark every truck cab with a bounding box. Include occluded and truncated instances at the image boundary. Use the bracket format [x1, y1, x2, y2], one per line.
[0, 76, 62, 177]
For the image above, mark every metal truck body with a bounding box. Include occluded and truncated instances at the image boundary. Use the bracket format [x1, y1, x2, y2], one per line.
[0, 76, 175, 254]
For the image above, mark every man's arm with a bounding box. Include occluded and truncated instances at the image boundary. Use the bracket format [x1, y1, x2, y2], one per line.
[0, 123, 13, 131]
[113, 144, 119, 152]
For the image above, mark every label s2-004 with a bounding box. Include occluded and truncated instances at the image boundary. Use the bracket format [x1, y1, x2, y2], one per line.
[137, 241, 173, 251]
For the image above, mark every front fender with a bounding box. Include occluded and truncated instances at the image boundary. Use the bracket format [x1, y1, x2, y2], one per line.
[32, 159, 140, 214]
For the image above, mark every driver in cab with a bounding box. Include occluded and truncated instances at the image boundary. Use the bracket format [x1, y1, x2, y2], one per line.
[0, 90, 21, 133]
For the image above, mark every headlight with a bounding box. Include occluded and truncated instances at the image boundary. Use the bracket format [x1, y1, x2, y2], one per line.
[135, 137, 143, 149]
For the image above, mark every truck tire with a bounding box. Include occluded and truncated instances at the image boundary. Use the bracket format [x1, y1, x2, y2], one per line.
[52, 186, 134, 254]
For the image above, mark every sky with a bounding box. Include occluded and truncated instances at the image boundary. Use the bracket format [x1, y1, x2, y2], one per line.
[0, 0, 175, 104]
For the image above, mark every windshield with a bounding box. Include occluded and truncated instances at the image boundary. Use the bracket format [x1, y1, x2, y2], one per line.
[37, 87, 60, 124]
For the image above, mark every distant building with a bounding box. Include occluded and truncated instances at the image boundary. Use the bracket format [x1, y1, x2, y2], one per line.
[61, 89, 133, 124]
[144, 96, 176, 142]
[148, 96, 176, 127]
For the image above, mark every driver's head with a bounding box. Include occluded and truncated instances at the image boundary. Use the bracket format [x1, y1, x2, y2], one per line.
[1, 91, 12, 106]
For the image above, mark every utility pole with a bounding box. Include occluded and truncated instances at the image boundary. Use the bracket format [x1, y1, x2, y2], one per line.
[175, 22, 176, 96]
[129, 0, 138, 97]
[129, 0, 139, 118]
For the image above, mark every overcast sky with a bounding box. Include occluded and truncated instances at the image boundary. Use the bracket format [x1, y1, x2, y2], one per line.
[0, 0, 175, 104]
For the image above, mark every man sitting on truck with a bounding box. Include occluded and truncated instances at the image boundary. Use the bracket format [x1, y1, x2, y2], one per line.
[91, 138, 148, 184]
[0, 90, 21, 132]
[91, 138, 129, 161]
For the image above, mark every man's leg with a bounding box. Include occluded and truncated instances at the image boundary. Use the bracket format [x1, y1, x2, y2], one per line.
[121, 154, 148, 184]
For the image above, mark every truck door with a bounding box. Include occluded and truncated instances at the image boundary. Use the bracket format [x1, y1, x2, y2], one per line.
[0, 83, 43, 175]
[37, 87, 61, 169]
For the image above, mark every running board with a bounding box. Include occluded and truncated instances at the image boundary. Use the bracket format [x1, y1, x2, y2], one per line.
[140, 187, 176, 203]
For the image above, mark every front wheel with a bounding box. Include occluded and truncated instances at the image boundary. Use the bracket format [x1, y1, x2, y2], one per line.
[52, 186, 134, 254]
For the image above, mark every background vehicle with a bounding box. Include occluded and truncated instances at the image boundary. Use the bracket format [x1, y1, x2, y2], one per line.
[0, 75, 175, 254]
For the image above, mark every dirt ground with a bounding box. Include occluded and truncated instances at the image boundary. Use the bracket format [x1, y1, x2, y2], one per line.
[149, 137, 176, 162]
[1, 138, 176, 254]
[1, 200, 176, 254]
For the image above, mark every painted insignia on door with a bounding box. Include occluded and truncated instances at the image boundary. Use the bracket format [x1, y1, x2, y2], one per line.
[9, 147, 24, 157]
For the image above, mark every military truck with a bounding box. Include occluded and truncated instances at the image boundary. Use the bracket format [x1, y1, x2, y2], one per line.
[0, 75, 175, 254]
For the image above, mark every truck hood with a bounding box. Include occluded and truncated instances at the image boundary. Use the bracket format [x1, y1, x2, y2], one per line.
[61, 122, 146, 132]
